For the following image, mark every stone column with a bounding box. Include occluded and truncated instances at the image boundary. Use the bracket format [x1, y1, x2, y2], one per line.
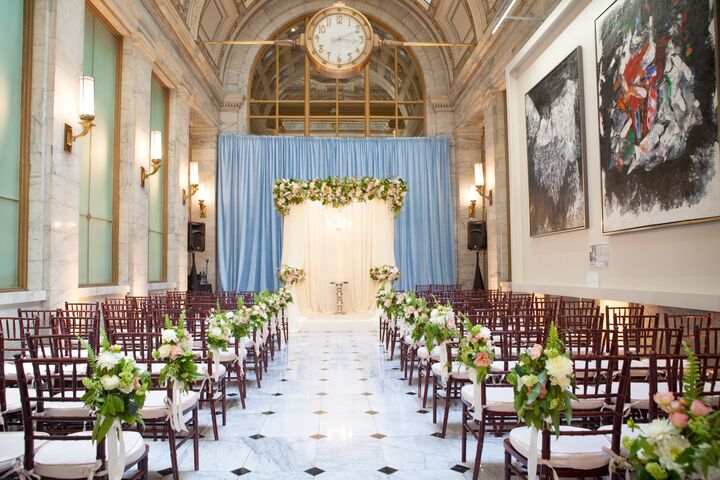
[118, 35, 154, 295]
[453, 124, 485, 289]
[484, 91, 511, 289]
[43, 0, 85, 309]
[168, 89, 191, 291]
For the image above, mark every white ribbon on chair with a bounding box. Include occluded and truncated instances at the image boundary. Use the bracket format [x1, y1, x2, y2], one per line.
[469, 368, 483, 421]
[238, 339, 248, 374]
[104, 417, 125, 480]
[430, 340, 452, 380]
[5, 458, 40, 479]
[210, 348, 221, 381]
[527, 426, 539, 480]
[165, 379, 188, 433]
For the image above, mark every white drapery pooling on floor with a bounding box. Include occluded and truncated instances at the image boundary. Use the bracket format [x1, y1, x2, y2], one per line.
[281, 199, 395, 318]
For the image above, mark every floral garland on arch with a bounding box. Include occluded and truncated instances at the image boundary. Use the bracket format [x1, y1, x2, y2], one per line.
[273, 176, 407, 216]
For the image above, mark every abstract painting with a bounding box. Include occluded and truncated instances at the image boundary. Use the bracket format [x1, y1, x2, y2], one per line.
[525, 47, 588, 236]
[596, 0, 720, 234]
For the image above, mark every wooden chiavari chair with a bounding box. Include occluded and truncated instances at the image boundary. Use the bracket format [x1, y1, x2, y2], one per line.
[17, 308, 59, 334]
[14, 354, 150, 478]
[51, 311, 101, 351]
[502, 355, 631, 480]
[557, 312, 604, 332]
[0, 315, 40, 387]
[664, 313, 713, 349]
[431, 340, 470, 438]
[109, 331, 202, 479]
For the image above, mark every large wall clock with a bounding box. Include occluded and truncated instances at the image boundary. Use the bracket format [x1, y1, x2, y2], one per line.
[305, 3, 374, 79]
[206, 1, 475, 80]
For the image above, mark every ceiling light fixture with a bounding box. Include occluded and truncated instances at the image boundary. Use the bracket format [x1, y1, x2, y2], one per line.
[490, 0, 545, 35]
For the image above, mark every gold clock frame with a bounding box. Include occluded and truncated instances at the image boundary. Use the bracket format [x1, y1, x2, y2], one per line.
[304, 2, 375, 79]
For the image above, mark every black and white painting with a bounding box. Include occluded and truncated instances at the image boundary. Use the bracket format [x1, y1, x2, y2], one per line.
[525, 47, 588, 236]
[596, 0, 720, 233]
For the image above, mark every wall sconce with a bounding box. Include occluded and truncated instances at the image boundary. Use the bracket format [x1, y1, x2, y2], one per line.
[140, 130, 163, 187]
[182, 161, 199, 205]
[64, 76, 96, 153]
[474, 162, 493, 206]
[197, 183, 207, 218]
[466, 186, 478, 218]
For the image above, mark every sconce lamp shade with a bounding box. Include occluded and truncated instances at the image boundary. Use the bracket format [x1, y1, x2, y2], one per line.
[197, 182, 207, 202]
[474, 162, 484, 186]
[78, 76, 95, 118]
[465, 185, 478, 204]
[150, 131, 162, 161]
[189, 161, 199, 186]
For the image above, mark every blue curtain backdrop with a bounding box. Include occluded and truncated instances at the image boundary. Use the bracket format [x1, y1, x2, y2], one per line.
[217, 135, 456, 292]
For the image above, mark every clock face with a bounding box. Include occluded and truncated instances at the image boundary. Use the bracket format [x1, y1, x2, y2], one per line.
[306, 5, 374, 78]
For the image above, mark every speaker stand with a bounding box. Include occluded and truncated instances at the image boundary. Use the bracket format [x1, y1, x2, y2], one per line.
[473, 251, 485, 291]
[189, 252, 201, 292]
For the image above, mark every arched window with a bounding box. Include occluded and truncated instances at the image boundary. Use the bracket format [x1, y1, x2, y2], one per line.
[249, 15, 426, 137]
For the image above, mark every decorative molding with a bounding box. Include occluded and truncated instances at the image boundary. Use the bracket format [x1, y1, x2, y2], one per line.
[429, 96, 453, 111]
[133, 30, 157, 63]
[190, 125, 219, 136]
[221, 93, 247, 109]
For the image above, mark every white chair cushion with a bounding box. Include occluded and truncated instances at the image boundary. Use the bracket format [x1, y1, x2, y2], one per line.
[218, 351, 238, 363]
[607, 382, 670, 409]
[3, 388, 36, 413]
[509, 426, 611, 470]
[201, 364, 227, 379]
[416, 345, 441, 361]
[431, 361, 469, 381]
[490, 360, 516, 372]
[460, 384, 515, 413]
[33, 431, 145, 479]
[3, 362, 33, 382]
[404, 335, 413, 345]
[42, 393, 89, 418]
[139, 389, 199, 419]
[570, 385, 610, 411]
[61, 364, 88, 376]
[0, 432, 48, 472]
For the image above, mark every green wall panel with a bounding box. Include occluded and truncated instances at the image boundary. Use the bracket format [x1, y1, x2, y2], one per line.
[148, 231, 163, 282]
[0, 199, 19, 287]
[78, 216, 89, 285]
[88, 219, 112, 284]
[148, 77, 166, 282]
[0, 0, 24, 289]
[79, 8, 117, 285]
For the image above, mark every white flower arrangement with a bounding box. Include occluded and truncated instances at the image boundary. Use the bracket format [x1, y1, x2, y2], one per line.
[277, 265, 306, 286]
[206, 309, 232, 352]
[370, 265, 400, 284]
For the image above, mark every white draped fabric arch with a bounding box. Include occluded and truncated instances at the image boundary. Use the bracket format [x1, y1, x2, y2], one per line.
[281, 199, 395, 316]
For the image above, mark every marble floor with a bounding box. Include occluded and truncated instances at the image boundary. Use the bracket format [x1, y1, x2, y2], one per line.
[147, 331, 506, 479]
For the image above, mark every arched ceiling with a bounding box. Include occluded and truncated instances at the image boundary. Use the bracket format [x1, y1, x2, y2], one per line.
[170, 0, 511, 80]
